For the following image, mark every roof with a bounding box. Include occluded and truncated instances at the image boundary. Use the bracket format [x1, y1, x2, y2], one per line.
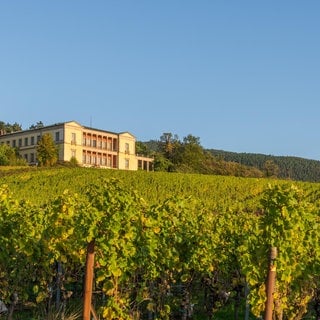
[0, 120, 132, 138]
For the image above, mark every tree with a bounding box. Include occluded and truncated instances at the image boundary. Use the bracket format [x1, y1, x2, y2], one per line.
[0, 144, 27, 166]
[36, 134, 59, 166]
[136, 141, 151, 156]
[29, 121, 44, 130]
[153, 153, 174, 172]
[0, 121, 22, 134]
[159, 132, 180, 159]
[180, 135, 205, 170]
[263, 160, 280, 178]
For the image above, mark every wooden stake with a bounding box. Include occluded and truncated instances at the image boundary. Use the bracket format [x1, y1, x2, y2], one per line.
[83, 240, 95, 320]
[264, 247, 277, 320]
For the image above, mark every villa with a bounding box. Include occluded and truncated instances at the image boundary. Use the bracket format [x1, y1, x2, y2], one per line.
[0, 121, 153, 171]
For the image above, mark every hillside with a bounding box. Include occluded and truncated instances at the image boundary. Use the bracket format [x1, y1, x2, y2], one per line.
[1, 167, 320, 319]
[141, 137, 320, 182]
[208, 149, 320, 182]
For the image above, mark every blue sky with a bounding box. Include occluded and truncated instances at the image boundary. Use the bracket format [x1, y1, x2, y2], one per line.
[1, 1, 320, 159]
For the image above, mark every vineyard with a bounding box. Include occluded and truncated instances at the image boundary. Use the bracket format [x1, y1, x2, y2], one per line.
[1, 167, 320, 319]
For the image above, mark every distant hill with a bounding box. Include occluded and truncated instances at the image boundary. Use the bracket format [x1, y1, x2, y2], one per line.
[208, 149, 320, 182]
[140, 138, 320, 182]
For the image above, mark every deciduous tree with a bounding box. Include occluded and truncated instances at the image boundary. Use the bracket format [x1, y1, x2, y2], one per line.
[37, 134, 59, 166]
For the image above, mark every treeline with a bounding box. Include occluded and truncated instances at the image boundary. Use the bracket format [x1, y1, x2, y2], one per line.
[137, 133, 264, 178]
[138, 133, 320, 182]
[208, 149, 320, 182]
[0, 121, 22, 134]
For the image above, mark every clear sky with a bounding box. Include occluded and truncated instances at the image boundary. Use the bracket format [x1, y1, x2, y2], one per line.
[1, 1, 320, 160]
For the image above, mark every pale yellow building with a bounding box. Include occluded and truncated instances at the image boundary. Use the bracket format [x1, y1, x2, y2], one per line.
[0, 121, 153, 171]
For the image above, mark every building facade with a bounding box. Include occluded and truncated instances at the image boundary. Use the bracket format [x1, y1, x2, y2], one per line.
[0, 121, 153, 171]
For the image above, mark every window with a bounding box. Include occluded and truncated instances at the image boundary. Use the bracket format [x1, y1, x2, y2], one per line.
[71, 149, 76, 158]
[125, 143, 130, 154]
[37, 135, 41, 143]
[25, 137, 28, 146]
[12, 140, 16, 147]
[71, 133, 76, 144]
[30, 153, 35, 163]
[125, 159, 129, 169]
[55, 132, 60, 142]
[18, 139, 22, 147]
[113, 139, 117, 151]
[31, 136, 35, 145]
[92, 139, 97, 148]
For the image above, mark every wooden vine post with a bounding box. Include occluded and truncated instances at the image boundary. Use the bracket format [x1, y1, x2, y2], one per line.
[83, 240, 96, 320]
[264, 246, 277, 320]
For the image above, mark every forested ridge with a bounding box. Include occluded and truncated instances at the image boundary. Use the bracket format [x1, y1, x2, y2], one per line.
[208, 149, 320, 182]
[140, 133, 320, 182]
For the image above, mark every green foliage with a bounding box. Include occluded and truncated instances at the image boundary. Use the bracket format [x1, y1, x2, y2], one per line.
[37, 133, 59, 166]
[0, 121, 22, 133]
[29, 121, 44, 130]
[239, 184, 320, 319]
[141, 133, 264, 177]
[263, 159, 280, 178]
[0, 144, 27, 166]
[153, 153, 174, 172]
[209, 149, 320, 182]
[1, 168, 320, 319]
[69, 156, 79, 167]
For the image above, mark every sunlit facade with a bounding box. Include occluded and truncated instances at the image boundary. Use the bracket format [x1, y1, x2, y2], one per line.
[0, 121, 153, 171]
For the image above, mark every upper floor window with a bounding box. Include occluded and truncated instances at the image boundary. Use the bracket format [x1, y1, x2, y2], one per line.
[71, 133, 76, 144]
[12, 140, 16, 148]
[113, 139, 118, 151]
[18, 139, 22, 147]
[125, 143, 130, 154]
[55, 132, 60, 142]
[31, 136, 35, 145]
[24, 137, 28, 146]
